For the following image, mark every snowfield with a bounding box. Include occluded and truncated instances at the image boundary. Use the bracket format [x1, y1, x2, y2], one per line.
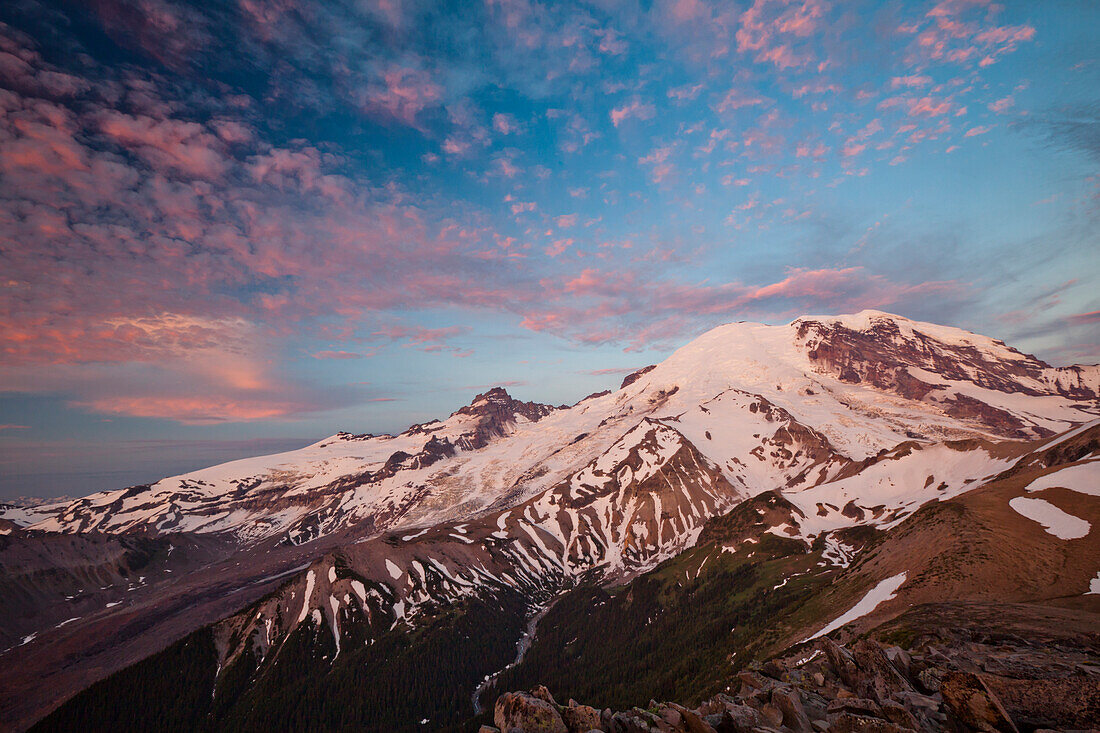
[804, 572, 908, 641]
[1008, 496, 1091, 540]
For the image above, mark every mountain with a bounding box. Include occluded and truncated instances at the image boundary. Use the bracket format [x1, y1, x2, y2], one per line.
[2, 310, 1098, 731]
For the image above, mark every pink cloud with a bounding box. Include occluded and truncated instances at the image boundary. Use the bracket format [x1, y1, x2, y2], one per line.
[357, 66, 443, 127]
[98, 112, 228, 179]
[311, 350, 365, 360]
[667, 0, 709, 23]
[493, 112, 519, 134]
[735, 0, 827, 69]
[545, 238, 574, 257]
[964, 125, 991, 137]
[714, 88, 769, 114]
[890, 75, 932, 88]
[668, 83, 704, 101]
[610, 99, 656, 127]
[1068, 311, 1100, 325]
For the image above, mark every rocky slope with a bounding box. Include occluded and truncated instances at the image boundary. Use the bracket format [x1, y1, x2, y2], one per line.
[3, 311, 1099, 731]
[489, 612, 1100, 732]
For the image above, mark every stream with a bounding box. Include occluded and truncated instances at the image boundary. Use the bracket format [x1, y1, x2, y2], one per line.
[471, 603, 553, 714]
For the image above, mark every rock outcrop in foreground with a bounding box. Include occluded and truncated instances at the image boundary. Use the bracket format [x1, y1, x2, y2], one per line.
[486, 631, 1100, 733]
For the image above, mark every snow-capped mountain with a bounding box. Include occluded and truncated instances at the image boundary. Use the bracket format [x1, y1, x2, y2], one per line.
[13, 311, 1097, 548]
[4, 311, 1099, 731]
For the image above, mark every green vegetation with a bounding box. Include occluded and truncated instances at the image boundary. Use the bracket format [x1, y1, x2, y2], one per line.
[486, 533, 831, 712]
[34, 629, 218, 733]
[34, 589, 529, 733]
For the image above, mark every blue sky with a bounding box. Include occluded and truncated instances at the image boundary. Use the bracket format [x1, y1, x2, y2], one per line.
[0, 0, 1097, 497]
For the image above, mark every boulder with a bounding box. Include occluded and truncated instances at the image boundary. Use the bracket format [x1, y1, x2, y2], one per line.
[532, 685, 560, 706]
[878, 701, 919, 731]
[826, 698, 883, 719]
[915, 668, 942, 694]
[939, 671, 1019, 733]
[610, 708, 675, 733]
[561, 703, 603, 733]
[662, 702, 717, 733]
[770, 686, 813, 732]
[826, 712, 911, 733]
[848, 640, 915, 703]
[495, 691, 569, 733]
[714, 703, 763, 732]
[759, 703, 784, 727]
[884, 647, 912, 679]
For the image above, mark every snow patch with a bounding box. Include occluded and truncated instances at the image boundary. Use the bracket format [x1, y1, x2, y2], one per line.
[804, 572, 907, 641]
[1009, 497, 1091, 540]
[1025, 461, 1100, 497]
[297, 570, 316, 625]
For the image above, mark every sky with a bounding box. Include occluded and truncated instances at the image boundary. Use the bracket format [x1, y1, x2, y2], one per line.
[0, 0, 1097, 499]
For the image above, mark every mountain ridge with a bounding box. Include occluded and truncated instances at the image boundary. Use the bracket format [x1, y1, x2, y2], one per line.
[2, 310, 1098, 732]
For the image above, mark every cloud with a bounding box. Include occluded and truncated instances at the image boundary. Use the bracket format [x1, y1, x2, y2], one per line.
[714, 88, 769, 114]
[372, 324, 473, 355]
[610, 99, 656, 127]
[735, 0, 828, 69]
[579, 367, 639, 376]
[311, 350, 366, 359]
[518, 265, 966, 351]
[1068, 311, 1100, 325]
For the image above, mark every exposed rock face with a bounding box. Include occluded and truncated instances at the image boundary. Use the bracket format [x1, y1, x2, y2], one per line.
[621, 365, 657, 389]
[449, 386, 561, 451]
[793, 311, 1100, 438]
[795, 313, 1100, 401]
[939, 672, 1019, 733]
[494, 689, 568, 733]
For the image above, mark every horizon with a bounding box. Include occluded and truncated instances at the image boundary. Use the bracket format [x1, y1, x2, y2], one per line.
[1, 0, 1098, 499]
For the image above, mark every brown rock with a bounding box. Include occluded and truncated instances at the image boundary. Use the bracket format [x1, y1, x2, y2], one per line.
[716, 703, 763, 732]
[878, 701, 918, 731]
[479, 726, 501, 733]
[826, 712, 910, 733]
[760, 703, 784, 727]
[824, 640, 862, 686]
[915, 669, 941, 694]
[611, 708, 675, 732]
[532, 685, 560, 706]
[826, 698, 883, 719]
[849, 640, 915, 703]
[939, 671, 1019, 733]
[771, 687, 813, 732]
[657, 706, 683, 727]
[883, 647, 912, 679]
[561, 703, 603, 733]
[663, 703, 717, 733]
[495, 691, 569, 733]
